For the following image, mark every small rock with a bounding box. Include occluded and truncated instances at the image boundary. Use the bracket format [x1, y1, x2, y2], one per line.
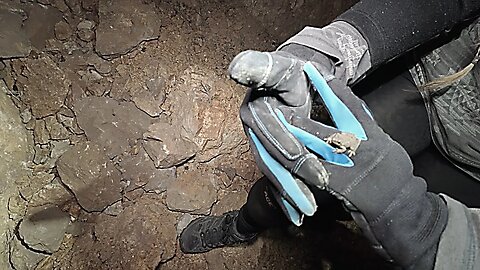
[8, 194, 27, 221]
[142, 166, 176, 194]
[33, 119, 50, 145]
[25, 118, 36, 130]
[176, 213, 195, 236]
[57, 106, 75, 117]
[50, 139, 71, 160]
[57, 142, 123, 212]
[166, 170, 217, 215]
[54, 20, 72, 41]
[19, 172, 55, 199]
[86, 54, 112, 74]
[45, 115, 70, 140]
[77, 20, 95, 31]
[131, 77, 166, 117]
[143, 122, 197, 168]
[124, 188, 144, 201]
[29, 178, 72, 208]
[52, 0, 70, 13]
[77, 28, 95, 42]
[18, 205, 70, 253]
[20, 108, 32, 124]
[33, 144, 51, 165]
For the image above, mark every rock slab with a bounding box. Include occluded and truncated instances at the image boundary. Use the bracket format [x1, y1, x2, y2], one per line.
[166, 170, 217, 215]
[95, 0, 160, 56]
[18, 205, 70, 253]
[143, 121, 197, 168]
[0, 81, 29, 267]
[0, 6, 32, 58]
[74, 96, 151, 158]
[57, 142, 123, 212]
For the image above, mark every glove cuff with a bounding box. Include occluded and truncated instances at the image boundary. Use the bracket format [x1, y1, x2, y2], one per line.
[278, 21, 372, 84]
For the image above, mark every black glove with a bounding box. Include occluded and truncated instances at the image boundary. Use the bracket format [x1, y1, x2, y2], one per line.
[231, 25, 448, 268]
[229, 21, 371, 224]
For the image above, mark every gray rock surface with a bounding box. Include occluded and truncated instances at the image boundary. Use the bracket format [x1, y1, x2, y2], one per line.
[18, 205, 70, 253]
[119, 146, 176, 192]
[76, 20, 95, 42]
[19, 172, 55, 200]
[74, 96, 152, 158]
[13, 55, 71, 118]
[0, 80, 29, 268]
[22, 2, 62, 50]
[95, 0, 160, 56]
[33, 144, 51, 165]
[143, 122, 198, 168]
[33, 119, 50, 145]
[57, 142, 123, 212]
[45, 115, 70, 140]
[0, 5, 32, 58]
[166, 170, 218, 215]
[9, 237, 48, 270]
[28, 178, 72, 208]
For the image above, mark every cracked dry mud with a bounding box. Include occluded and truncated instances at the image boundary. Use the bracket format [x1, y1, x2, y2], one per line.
[0, 0, 392, 269]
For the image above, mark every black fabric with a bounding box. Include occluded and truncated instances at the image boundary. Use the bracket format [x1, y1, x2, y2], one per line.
[359, 71, 431, 157]
[336, 0, 480, 67]
[414, 145, 480, 208]
[237, 177, 288, 234]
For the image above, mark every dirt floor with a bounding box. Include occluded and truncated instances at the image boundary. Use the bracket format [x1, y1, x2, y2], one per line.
[0, 0, 395, 269]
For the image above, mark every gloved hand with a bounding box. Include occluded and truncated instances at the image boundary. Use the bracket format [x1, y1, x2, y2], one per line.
[229, 21, 371, 225]
[231, 54, 448, 269]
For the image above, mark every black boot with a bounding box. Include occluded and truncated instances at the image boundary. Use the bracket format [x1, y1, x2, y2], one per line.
[179, 210, 257, 254]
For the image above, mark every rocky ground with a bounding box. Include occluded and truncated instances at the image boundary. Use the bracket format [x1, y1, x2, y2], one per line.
[0, 0, 394, 269]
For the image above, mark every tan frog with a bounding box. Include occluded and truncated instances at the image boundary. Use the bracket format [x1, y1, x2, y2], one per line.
[324, 132, 361, 157]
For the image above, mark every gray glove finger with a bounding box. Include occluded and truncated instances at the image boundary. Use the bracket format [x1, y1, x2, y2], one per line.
[229, 50, 309, 107]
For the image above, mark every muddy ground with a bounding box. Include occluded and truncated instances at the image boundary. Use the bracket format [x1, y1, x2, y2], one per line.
[0, 0, 394, 269]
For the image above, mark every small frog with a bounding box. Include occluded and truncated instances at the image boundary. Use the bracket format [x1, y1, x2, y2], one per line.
[324, 132, 361, 157]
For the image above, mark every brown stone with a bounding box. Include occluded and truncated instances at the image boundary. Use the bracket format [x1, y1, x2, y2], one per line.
[166, 170, 217, 215]
[14, 55, 70, 118]
[95, 0, 160, 56]
[57, 142, 123, 212]
[74, 97, 152, 158]
[119, 147, 176, 192]
[18, 205, 70, 253]
[33, 119, 50, 145]
[0, 6, 32, 58]
[45, 115, 70, 140]
[68, 195, 177, 269]
[143, 121, 197, 168]
[54, 20, 73, 41]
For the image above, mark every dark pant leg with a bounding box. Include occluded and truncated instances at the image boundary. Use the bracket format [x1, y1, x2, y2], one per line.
[236, 177, 288, 234]
[355, 71, 431, 157]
